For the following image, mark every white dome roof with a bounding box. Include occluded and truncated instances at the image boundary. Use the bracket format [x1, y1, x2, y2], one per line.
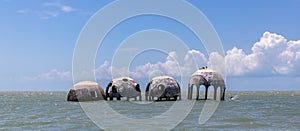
[152, 75, 174, 81]
[190, 68, 225, 87]
[192, 68, 216, 76]
[112, 76, 134, 82]
[74, 81, 99, 86]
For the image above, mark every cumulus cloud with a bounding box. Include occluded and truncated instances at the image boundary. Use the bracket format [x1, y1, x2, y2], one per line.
[182, 50, 208, 74]
[275, 40, 300, 75]
[208, 52, 225, 75]
[95, 60, 112, 79]
[25, 32, 300, 82]
[95, 60, 130, 80]
[94, 51, 208, 80]
[94, 32, 300, 78]
[130, 51, 182, 78]
[225, 31, 300, 76]
[225, 47, 256, 76]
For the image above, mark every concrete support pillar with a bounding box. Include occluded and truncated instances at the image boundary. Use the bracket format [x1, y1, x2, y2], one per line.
[196, 86, 199, 100]
[145, 92, 149, 101]
[139, 94, 142, 101]
[187, 84, 190, 99]
[219, 87, 223, 101]
[205, 86, 208, 100]
[213, 87, 217, 100]
[221, 87, 226, 101]
[187, 84, 193, 100]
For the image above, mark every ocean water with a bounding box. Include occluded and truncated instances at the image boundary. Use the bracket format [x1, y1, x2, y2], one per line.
[0, 91, 299, 130]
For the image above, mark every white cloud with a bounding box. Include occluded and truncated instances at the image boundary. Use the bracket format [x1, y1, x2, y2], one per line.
[17, 9, 29, 14]
[95, 60, 130, 80]
[94, 51, 208, 80]
[43, 2, 75, 12]
[184, 50, 207, 65]
[276, 40, 300, 75]
[95, 60, 111, 79]
[182, 50, 208, 74]
[17, 9, 59, 19]
[61, 6, 74, 12]
[225, 47, 256, 76]
[225, 31, 300, 76]
[24, 32, 300, 82]
[124, 31, 300, 78]
[23, 69, 71, 81]
[208, 52, 225, 75]
[17, 2, 75, 19]
[127, 52, 181, 79]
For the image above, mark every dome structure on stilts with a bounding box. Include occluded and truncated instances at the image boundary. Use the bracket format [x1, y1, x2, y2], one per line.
[187, 67, 226, 101]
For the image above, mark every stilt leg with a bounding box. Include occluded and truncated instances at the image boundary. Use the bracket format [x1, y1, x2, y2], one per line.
[205, 86, 208, 100]
[174, 96, 177, 101]
[187, 84, 191, 99]
[214, 87, 217, 100]
[139, 94, 142, 101]
[221, 87, 225, 101]
[189, 85, 193, 100]
[196, 86, 199, 100]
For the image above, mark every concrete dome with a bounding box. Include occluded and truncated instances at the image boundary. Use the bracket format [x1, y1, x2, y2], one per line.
[67, 81, 106, 101]
[106, 77, 141, 101]
[191, 68, 225, 87]
[145, 76, 181, 101]
[188, 68, 226, 100]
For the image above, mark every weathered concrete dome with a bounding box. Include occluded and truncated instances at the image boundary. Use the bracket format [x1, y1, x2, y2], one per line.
[67, 81, 106, 101]
[106, 77, 141, 101]
[188, 68, 226, 100]
[145, 76, 181, 101]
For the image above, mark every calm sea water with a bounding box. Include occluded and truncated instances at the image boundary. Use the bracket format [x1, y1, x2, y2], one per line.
[0, 91, 299, 130]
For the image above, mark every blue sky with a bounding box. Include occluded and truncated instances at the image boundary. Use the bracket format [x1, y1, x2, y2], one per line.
[1, 0, 300, 91]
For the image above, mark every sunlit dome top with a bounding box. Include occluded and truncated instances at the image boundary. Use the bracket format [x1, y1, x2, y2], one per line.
[190, 68, 225, 86]
[112, 76, 135, 82]
[72, 81, 102, 90]
[192, 68, 216, 76]
[74, 81, 99, 86]
[111, 76, 138, 87]
[68, 80, 105, 101]
[152, 75, 174, 81]
[149, 75, 179, 89]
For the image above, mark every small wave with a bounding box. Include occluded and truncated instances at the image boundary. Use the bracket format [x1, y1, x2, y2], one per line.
[224, 117, 252, 123]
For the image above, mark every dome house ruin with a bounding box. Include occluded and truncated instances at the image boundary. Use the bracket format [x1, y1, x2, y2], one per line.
[187, 67, 226, 100]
